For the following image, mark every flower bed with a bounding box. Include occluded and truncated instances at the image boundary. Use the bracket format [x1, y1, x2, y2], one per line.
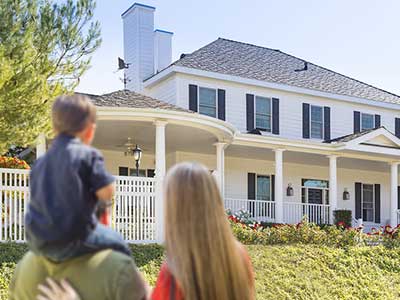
[227, 210, 400, 248]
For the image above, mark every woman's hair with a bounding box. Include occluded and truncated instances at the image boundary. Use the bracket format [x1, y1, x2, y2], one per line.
[164, 162, 254, 300]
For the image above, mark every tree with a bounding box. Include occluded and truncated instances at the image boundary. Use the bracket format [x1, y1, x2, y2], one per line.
[0, 0, 101, 153]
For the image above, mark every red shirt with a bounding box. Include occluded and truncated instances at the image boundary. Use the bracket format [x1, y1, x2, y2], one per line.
[151, 245, 254, 300]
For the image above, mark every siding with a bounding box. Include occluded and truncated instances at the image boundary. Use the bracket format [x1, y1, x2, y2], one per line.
[175, 73, 400, 140]
[145, 75, 177, 105]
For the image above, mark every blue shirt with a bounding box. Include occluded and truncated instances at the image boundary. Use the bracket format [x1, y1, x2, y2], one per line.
[25, 134, 115, 248]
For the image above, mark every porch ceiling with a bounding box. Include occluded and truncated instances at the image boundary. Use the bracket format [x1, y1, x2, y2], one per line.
[93, 120, 218, 154]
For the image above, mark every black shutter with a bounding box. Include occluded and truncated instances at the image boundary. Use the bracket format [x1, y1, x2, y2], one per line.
[395, 118, 400, 138]
[272, 98, 280, 135]
[271, 175, 275, 201]
[324, 106, 331, 141]
[119, 167, 128, 176]
[217, 89, 226, 121]
[398, 186, 400, 210]
[374, 114, 381, 128]
[248, 173, 256, 200]
[248, 173, 256, 216]
[374, 184, 381, 223]
[355, 182, 362, 219]
[147, 169, 155, 178]
[246, 94, 255, 131]
[189, 84, 198, 112]
[354, 111, 361, 133]
[302, 103, 310, 139]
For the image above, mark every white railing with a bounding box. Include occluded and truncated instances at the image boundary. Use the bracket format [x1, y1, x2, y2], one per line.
[0, 168, 30, 242]
[0, 168, 157, 244]
[225, 198, 275, 222]
[283, 202, 330, 224]
[112, 176, 156, 243]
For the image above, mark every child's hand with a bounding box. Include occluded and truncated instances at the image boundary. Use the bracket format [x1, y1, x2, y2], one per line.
[37, 278, 80, 300]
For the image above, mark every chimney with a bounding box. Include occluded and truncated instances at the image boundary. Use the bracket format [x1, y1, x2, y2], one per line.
[122, 3, 155, 92]
[122, 3, 173, 92]
[154, 29, 173, 73]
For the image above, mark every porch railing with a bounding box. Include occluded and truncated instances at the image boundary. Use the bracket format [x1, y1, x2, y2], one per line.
[0, 168, 30, 242]
[283, 202, 330, 225]
[0, 168, 157, 243]
[112, 176, 156, 243]
[224, 198, 275, 222]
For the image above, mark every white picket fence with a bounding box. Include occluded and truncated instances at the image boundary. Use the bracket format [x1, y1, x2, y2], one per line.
[0, 168, 157, 243]
[112, 176, 156, 243]
[0, 168, 29, 242]
[284, 202, 330, 224]
[225, 198, 275, 222]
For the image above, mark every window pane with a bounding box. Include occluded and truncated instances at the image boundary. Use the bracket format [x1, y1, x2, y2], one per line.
[302, 179, 329, 188]
[311, 106, 323, 122]
[199, 87, 216, 117]
[362, 184, 374, 222]
[256, 96, 271, 114]
[199, 105, 216, 117]
[256, 115, 271, 131]
[311, 122, 323, 139]
[361, 114, 374, 131]
[256, 175, 270, 201]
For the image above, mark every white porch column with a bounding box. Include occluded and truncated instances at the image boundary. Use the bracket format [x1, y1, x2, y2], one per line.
[390, 162, 399, 227]
[154, 120, 167, 243]
[36, 133, 46, 158]
[328, 155, 338, 224]
[274, 149, 285, 223]
[214, 142, 228, 196]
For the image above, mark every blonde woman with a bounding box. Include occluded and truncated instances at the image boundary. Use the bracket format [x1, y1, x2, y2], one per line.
[37, 162, 255, 300]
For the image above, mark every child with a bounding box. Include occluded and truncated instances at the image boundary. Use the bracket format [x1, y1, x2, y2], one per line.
[25, 94, 131, 262]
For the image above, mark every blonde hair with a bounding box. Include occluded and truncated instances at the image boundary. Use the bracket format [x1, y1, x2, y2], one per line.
[164, 162, 254, 300]
[52, 94, 96, 135]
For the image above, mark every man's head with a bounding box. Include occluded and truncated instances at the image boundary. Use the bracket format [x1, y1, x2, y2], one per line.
[52, 94, 97, 144]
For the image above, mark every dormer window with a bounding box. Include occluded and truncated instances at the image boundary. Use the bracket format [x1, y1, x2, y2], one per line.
[198, 87, 217, 117]
[361, 113, 374, 131]
[255, 96, 272, 131]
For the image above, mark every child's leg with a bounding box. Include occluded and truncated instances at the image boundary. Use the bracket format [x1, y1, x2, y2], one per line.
[82, 223, 132, 256]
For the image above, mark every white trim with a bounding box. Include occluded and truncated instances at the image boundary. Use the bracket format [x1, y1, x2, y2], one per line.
[143, 66, 400, 110]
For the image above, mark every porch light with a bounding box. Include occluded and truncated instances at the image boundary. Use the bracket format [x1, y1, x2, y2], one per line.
[343, 188, 350, 200]
[286, 183, 294, 196]
[132, 145, 142, 176]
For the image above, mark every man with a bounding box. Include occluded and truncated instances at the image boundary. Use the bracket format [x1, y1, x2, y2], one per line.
[9, 211, 149, 300]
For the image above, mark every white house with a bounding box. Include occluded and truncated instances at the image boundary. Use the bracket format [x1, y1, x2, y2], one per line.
[8, 2, 398, 244]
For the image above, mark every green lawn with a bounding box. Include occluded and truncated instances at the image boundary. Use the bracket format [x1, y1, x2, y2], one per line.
[1, 244, 400, 300]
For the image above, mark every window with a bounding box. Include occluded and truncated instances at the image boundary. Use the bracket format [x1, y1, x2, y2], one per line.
[256, 175, 271, 201]
[255, 96, 272, 131]
[362, 184, 374, 222]
[199, 87, 217, 117]
[361, 113, 374, 131]
[310, 105, 323, 139]
[301, 179, 329, 205]
[118, 167, 153, 177]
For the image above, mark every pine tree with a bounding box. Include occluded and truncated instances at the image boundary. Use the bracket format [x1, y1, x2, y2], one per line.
[0, 0, 101, 153]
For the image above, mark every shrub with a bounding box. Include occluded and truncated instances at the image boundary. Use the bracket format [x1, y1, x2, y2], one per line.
[0, 156, 30, 169]
[334, 209, 352, 227]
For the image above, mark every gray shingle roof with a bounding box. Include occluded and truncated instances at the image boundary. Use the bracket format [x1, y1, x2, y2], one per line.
[79, 90, 192, 113]
[324, 127, 382, 143]
[173, 38, 400, 104]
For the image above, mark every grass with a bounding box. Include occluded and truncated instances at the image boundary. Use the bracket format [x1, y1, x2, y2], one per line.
[1, 243, 400, 300]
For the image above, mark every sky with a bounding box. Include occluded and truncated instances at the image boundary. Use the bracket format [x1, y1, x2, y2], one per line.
[76, 0, 400, 96]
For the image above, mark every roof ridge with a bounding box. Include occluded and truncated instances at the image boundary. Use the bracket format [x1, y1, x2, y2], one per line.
[217, 38, 400, 100]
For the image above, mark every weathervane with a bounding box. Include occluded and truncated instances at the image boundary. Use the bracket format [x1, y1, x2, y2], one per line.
[117, 57, 131, 89]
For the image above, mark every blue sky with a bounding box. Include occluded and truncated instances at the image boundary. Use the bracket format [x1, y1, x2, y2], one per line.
[76, 0, 400, 96]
